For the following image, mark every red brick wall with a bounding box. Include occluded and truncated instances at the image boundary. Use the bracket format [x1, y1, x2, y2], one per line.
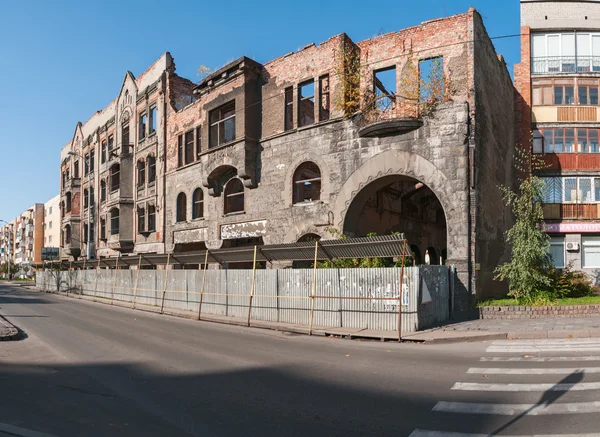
[514, 26, 532, 168]
[480, 304, 600, 319]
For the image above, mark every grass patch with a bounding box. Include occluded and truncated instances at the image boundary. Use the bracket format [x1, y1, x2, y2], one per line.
[478, 295, 600, 307]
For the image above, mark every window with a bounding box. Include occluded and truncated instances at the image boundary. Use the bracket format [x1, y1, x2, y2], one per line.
[583, 236, 600, 268]
[148, 205, 156, 232]
[532, 32, 600, 73]
[122, 123, 130, 153]
[196, 126, 202, 159]
[110, 164, 120, 192]
[64, 225, 71, 245]
[83, 189, 89, 209]
[100, 218, 106, 240]
[83, 223, 88, 243]
[74, 161, 79, 178]
[49, 221, 52, 229]
[176, 193, 187, 222]
[101, 141, 107, 164]
[185, 130, 194, 165]
[298, 80, 315, 127]
[138, 207, 145, 233]
[285, 87, 294, 130]
[209, 101, 236, 147]
[90, 149, 95, 172]
[66, 192, 72, 213]
[110, 208, 119, 235]
[554, 83, 575, 105]
[541, 176, 600, 203]
[224, 178, 244, 214]
[137, 160, 145, 187]
[549, 236, 565, 268]
[100, 180, 106, 203]
[84, 154, 90, 175]
[579, 82, 599, 105]
[319, 75, 330, 122]
[177, 135, 183, 167]
[293, 162, 322, 204]
[49, 235, 52, 243]
[108, 135, 114, 152]
[537, 128, 600, 153]
[192, 188, 204, 219]
[49, 206, 52, 215]
[90, 186, 95, 207]
[149, 106, 157, 134]
[139, 112, 147, 140]
[148, 155, 156, 183]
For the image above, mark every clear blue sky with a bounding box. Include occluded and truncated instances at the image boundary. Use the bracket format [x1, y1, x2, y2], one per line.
[0, 0, 520, 221]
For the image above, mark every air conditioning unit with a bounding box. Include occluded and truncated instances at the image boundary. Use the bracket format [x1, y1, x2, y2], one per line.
[566, 242, 580, 252]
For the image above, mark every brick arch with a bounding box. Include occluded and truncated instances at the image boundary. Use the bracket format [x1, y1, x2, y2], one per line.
[332, 149, 466, 262]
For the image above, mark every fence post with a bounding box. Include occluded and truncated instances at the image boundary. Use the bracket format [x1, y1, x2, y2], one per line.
[132, 254, 142, 309]
[81, 258, 87, 296]
[197, 250, 209, 320]
[246, 246, 258, 327]
[309, 240, 319, 335]
[67, 261, 72, 297]
[94, 257, 100, 302]
[111, 256, 119, 305]
[397, 239, 407, 342]
[160, 253, 171, 314]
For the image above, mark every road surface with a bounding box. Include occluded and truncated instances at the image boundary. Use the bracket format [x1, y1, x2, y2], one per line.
[1, 284, 600, 436]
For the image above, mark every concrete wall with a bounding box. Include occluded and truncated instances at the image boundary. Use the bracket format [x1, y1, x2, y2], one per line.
[522, 0, 600, 30]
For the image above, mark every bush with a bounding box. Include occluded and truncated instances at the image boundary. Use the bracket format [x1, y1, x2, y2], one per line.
[546, 262, 595, 300]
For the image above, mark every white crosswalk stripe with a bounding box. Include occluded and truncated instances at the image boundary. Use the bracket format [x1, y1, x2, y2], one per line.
[409, 338, 600, 436]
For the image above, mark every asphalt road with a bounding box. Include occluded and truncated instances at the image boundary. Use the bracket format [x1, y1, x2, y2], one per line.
[1, 284, 600, 436]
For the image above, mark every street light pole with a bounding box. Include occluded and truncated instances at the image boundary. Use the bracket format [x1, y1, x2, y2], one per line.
[68, 151, 92, 260]
[0, 219, 11, 280]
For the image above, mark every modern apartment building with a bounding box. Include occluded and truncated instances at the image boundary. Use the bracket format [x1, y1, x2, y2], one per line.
[43, 195, 60, 251]
[58, 9, 515, 312]
[516, 0, 600, 276]
[0, 204, 45, 270]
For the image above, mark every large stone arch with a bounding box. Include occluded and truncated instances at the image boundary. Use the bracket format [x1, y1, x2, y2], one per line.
[332, 149, 468, 263]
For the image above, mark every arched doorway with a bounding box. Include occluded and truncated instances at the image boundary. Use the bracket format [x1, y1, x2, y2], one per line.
[342, 175, 447, 264]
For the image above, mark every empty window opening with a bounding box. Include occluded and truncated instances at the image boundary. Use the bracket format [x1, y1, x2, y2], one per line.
[224, 178, 244, 214]
[178, 134, 183, 167]
[122, 123, 130, 154]
[66, 192, 72, 213]
[196, 126, 202, 159]
[101, 141, 107, 164]
[293, 162, 322, 204]
[148, 205, 156, 232]
[285, 87, 294, 130]
[209, 101, 236, 148]
[185, 130, 194, 165]
[192, 188, 204, 219]
[139, 112, 147, 140]
[138, 207, 146, 233]
[419, 57, 444, 104]
[100, 217, 106, 240]
[110, 208, 119, 235]
[148, 155, 156, 183]
[83, 189, 89, 209]
[100, 180, 106, 203]
[374, 67, 397, 111]
[177, 192, 187, 222]
[298, 80, 315, 127]
[110, 164, 120, 192]
[149, 106, 157, 134]
[319, 75, 330, 122]
[137, 160, 146, 187]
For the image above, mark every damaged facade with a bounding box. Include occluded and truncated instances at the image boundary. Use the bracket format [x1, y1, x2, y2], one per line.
[59, 9, 514, 312]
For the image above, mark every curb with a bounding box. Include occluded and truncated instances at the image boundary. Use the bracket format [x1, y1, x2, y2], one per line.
[401, 332, 509, 344]
[0, 315, 19, 341]
[508, 329, 600, 340]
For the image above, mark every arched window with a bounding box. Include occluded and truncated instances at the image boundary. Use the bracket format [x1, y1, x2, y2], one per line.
[147, 155, 156, 183]
[64, 225, 71, 245]
[224, 178, 244, 214]
[65, 192, 72, 212]
[100, 180, 106, 203]
[293, 162, 321, 204]
[110, 208, 119, 235]
[176, 192, 187, 222]
[192, 188, 204, 219]
[110, 164, 120, 192]
[137, 159, 145, 187]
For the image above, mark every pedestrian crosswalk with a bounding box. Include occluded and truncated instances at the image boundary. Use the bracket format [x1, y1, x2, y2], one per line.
[409, 338, 600, 437]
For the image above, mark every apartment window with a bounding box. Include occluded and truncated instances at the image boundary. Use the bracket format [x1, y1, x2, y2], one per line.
[298, 80, 315, 127]
[537, 128, 600, 153]
[101, 141, 107, 164]
[285, 87, 294, 131]
[100, 218, 106, 240]
[532, 79, 554, 105]
[549, 236, 565, 268]
[195, 126, 202, 159]
[578, 80, 599, 105]
[554, 83, 575, 105]
[138, 207, 146, 233]
[209, 101, 236, 147]
[148, 205, 156, 232]
[185, 130, 194, 165]
[139, 112, 147, 140]
[224, 178, 244, 214]
[532, 32, 600, 73]
[583, 236, 600, 268]
[90, 149, 95, 172]
[541, 176, 600, 203]
[149, 106, 157, 134]
[192, 188, 204, 219]
[100, 180, 106, 203]
[110, 208, 119, 235]
[137, 160, 145, 187]
[177, 135, 183, 167]
[293, 162, 322, 204]
[122, 123, 130, 153]
[319, 75, 330, 122]
[176, 193, 187, 222]
[49, 221, 52, 229]
[49, 235, 52, 243]
[110, 164, 120, 192]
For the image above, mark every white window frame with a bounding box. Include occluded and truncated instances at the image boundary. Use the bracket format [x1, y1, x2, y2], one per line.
[549, 236, 566, 268]
[582, 236, 600, 268]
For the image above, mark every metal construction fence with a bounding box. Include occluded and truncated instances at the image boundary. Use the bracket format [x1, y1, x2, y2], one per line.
[36, 266, 453, 336]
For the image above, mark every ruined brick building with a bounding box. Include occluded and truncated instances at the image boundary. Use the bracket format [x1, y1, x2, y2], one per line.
[60, 9, 515, 312]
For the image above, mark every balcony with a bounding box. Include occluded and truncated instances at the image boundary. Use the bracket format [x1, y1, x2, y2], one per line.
[543, 203, 600, 220]
[532, 56, 600, 75]
[62, 176, 81, 193]
[353, 96, 422, 138]
[539, 153, 600, 170]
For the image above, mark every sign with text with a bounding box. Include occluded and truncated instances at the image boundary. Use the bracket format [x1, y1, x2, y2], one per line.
[221, 220, 267, 240]
[41, 247, 60, 261]
[543, 222, 600, 234]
